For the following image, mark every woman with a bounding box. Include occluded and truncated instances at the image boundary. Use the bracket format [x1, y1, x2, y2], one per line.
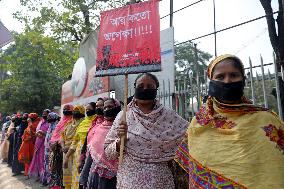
[61, 105, 85, 189]
[175, 54, 284, 188]
[79, 98, 105, 188]
[49, 104, 73, 189]
[12, 113, 29, 175]
[28, 109, 51, 182]
[42, 112, 59, 186]
[7, 115, 16, 167]
[87, 98, 121, 189]
[104, 73, 188, 189]
[63, 102, 96, 189]
[18, 113, 41, 177]
[0, 116, 11, 162]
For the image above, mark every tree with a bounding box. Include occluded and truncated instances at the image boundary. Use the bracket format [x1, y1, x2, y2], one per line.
[259, 0, 284, 68]
[175, 42, 212, 84]
[259, 0, 284, 118]
[0, 31, 78, 114]
[14, 0, 131, 42]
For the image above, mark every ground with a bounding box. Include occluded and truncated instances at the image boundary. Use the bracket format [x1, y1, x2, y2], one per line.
[0, 162, 47, 189]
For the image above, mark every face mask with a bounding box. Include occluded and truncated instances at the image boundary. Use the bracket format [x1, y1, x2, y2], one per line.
[22, 117, 28, 122]
[63, 110, 73, 116]
[42, 115, 47, 120]
[31, 118, 36, 122]
[104, 106, 121, 118]
[73, 112, 85, 119]
[134, 88, 157, 100]
[86, 110, 96, 117]
[11, 119, 15, 123]
[95, 108, 104, 116]
[208, 80, 245, 102]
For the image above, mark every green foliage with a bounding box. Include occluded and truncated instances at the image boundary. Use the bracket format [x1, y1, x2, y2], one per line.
[0, 31, 78, 114]
[14, 0, 130, 42]
[175, 42, 212, 82]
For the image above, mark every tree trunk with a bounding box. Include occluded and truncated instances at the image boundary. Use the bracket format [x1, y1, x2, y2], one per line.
[259, 0, 284, 119]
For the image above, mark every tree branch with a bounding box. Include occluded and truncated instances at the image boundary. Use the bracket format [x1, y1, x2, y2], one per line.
[259, 0, 279, 53]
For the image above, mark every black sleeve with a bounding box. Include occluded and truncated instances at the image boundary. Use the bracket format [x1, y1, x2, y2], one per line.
[81, 132, 88, 155]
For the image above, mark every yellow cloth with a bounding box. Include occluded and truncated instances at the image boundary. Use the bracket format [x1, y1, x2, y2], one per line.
[70, 115, 96, 189]
[62, 118, 83, 188]
[177, 97, 284, 188]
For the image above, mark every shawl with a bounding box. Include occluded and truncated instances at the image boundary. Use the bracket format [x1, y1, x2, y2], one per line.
[175, 54, 284, 188]
[105, 100, 188, 162]
[87, 115, 104, 146]
[88, 120, 117, 172]
[61, 118, 84, 148]
[50, 105, 73, 144]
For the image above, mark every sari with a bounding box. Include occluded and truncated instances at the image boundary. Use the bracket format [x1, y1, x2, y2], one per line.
[7, 121, 15, 166]
[70, 114, 96, 189]
[104, 100, 188, 189]
[18, 114, 41, 176]
[12, 120, 28, 174]
[28, 119, 49, 182]
[43, 113, 59, 184]
[0, 120, 11, 161]
[87, 119, 117, 189]
[61, 116, 84, 189]
[175, 54, 284, 188]
[49, 104, 73, 189]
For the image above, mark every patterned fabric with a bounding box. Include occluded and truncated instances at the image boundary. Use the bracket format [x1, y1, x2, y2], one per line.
[50, 104, 73, 144]
[116, 154, 175, 189]
[262, 124, 284, 153]
[49, 143, 63, 188]
[70, 114, 95, 189]
[61, 118, 83, 188]
[43, 114, 58, 184]
[28, 120, 50, 181]
[105, 100, 188, 163]
[88, 119, 118, 178]
[175, 98, 284, 188]
[196, 97, 267, 129]
[207, 54, 244, 79]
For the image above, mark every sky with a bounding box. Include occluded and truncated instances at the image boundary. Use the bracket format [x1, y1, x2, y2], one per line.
[0, 0, 280, 73]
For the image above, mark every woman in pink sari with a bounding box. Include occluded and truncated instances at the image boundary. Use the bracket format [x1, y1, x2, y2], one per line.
[87, 98, 121, 189]
[28, 109, 50, 183]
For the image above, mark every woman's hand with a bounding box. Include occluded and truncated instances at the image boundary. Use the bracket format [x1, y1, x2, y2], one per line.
[117, 121, 128, 138]
[63, 157, 69, 169]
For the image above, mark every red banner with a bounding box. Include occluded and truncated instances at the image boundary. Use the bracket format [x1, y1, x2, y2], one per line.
[95, 0, 161, 76]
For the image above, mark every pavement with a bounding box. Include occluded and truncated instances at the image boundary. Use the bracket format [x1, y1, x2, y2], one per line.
[0, 162, 47, 189]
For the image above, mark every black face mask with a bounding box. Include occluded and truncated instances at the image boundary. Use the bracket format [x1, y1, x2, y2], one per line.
[63, 110, 73, 116]
[134, 88, 157, 100]
[31, 118, 37, 122]
[11, 119, 15, 123]
[22, 117, 28, 122]
[208, 80, 245, 102]
[42, 115, 47, 120]
[104, 106, 121, 118]
[86, 110, 96, 117]
[73, 112, 85, 119]
[95, 108, 104, 116]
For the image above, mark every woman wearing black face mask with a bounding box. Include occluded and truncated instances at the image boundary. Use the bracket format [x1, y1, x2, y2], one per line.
[79, 98, 105, 188]
[86, 98, 121, 189]
[175, 54, 284, 188]
[104, 73, 188, 189]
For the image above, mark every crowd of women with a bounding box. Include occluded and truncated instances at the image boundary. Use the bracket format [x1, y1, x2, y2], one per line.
[0, 54, 283, 189]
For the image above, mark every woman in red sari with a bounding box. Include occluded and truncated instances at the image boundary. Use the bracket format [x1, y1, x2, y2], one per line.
[18, 113, 41, 178]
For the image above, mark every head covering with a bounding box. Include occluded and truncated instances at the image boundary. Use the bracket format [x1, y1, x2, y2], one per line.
[29, 113, 39, 119]
[50, 104, 73, 144]
[73, 105, 85, 114]
[48, 112, 59, 120]
[174, 54, 284, 188]
[74, 105, 94, 140]
[207, 54, 245, 80]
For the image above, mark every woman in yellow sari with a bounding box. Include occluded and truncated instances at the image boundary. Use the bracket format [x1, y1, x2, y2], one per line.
[61, 105, 85, 189]
[63, 102, 96, 189]
[175, 54, 284, 188]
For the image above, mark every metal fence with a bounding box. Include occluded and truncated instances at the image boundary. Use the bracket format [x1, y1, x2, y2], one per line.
[147, 54, 284, 121]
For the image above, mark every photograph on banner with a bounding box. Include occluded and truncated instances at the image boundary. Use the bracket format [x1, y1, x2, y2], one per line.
[95, 0, 161, 76]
